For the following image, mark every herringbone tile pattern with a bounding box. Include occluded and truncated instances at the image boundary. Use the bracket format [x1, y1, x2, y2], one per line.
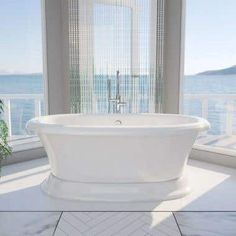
[1, 211, 236, 235]
[55, 212, 181, 236]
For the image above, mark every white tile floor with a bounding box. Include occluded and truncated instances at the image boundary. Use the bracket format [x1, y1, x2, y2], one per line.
[174, 212, 236, 236]
[1, 158, 236, 235]
[0, 212, 60, 236]
[1, 157, 236, 211]
[0, 212, 182, 236]
[1, 211, 236, 235]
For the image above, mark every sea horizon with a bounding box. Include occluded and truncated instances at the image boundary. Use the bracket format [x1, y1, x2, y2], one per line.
[1, 73, 236, 136]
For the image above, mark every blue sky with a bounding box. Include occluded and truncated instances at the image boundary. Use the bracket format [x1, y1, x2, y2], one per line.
[0, 0, 42, 74]
[1, 0, 236, 75]
[185, 0, 236, 75]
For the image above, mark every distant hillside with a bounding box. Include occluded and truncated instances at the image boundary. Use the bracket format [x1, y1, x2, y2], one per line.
[197, 65, 236, 76]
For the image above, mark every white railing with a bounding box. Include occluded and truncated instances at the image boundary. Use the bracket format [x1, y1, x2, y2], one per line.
[0, 94, 44, 136]
[1, 93, 235, 137]
[185, 94, 236, 136]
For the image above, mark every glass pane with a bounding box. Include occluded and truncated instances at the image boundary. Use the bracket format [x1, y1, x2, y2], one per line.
[93, 3, 131, 113]
[183, 0, 236, 151]
[0, 1, 45, 140]
[68, 0, 165, 114]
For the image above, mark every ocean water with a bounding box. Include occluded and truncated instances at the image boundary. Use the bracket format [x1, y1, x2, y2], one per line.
[1, 74, 236, 136]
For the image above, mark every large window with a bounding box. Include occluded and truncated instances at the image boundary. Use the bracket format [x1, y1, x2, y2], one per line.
[69, 0, 164, 114]
[183, 0, 236, 153]
[0, 0, 45, 141]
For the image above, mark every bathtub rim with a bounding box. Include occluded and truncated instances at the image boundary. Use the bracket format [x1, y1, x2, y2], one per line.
[26, 113, 210, 135]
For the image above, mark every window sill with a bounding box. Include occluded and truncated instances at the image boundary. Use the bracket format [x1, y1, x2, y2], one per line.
[190, 144, 236, 168]
[2, 136, 46, 166]
[9, 136, 42, 152]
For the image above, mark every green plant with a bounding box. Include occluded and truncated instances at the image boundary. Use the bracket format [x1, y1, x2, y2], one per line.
[0, 99, 12, 169]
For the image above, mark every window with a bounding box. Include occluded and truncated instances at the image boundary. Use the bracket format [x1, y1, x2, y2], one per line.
[183, 0, 236, 153]
[0, 0, 45, 141]
[69, 0, 165, 114]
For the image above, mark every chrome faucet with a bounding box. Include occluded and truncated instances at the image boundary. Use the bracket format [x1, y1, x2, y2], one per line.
[108, 70, 126, 113]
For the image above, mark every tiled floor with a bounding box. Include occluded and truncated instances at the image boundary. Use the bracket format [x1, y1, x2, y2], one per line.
[0, 158, 236, 235]
[174, 212, 236, 236]
[1, 157, 236, 211]
[0, 211, 236, 235]
[55, 212, 180, 236]
[0, 212, 60, 236]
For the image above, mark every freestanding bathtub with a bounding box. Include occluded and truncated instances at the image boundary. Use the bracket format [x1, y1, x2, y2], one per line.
[27, 114, 209, 201]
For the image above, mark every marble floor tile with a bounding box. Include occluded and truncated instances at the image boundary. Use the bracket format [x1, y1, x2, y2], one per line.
[174, 212, 236, 236]
[54, 212, 181, 236]
[0, 212, 61, 236]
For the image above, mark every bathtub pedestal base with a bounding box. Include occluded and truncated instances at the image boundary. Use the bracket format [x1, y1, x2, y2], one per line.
[41, 174, 190, 202]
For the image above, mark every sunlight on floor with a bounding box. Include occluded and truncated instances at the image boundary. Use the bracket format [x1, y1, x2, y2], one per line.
[0, 158, 236, 211]
[0, 159, 49, 194]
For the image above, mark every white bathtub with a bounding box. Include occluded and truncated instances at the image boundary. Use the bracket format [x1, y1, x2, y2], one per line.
[27, 114, 209, 201]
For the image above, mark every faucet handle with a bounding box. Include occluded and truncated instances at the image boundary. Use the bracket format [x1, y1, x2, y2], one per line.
[118, 102, 126, 106]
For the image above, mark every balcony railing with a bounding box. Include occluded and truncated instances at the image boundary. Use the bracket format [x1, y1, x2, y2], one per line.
[184, 94, 236, 136]
[0, 94, 44, 137]
[1, 93, 236, 148]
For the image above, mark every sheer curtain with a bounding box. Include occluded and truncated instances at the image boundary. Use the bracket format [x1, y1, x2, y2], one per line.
[69, 0, 165, 113]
